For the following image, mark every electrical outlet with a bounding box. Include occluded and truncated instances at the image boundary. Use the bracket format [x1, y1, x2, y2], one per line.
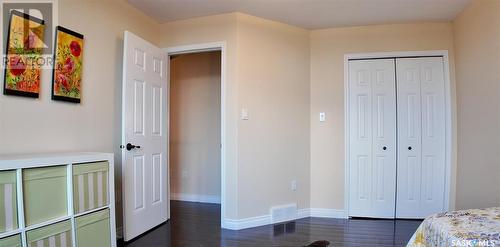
[291, 180, 297, 191]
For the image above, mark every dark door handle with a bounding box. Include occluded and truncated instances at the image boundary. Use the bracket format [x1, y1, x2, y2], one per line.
[126, 143, 141, 151]
[382, 146, 387, 150]
[408, 146, 412, 150]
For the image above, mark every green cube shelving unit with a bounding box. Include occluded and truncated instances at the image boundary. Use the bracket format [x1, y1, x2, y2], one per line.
[75, 209, 111, 247]
[0, 234, 21, 247]
[26, 220, 72, 247]
[0, 170, 18, 234]
[0, 153, 116, 247]
[73, 162, 109, 214]
[23, 166, 68, 227]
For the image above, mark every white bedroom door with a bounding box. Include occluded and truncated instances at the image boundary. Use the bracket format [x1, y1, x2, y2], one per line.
[348, 59, 397, 218]
[122, 31, 169, 241]
[396, 57, 446, 218]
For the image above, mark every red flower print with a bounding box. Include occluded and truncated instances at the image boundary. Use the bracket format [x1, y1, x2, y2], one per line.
[64, 57, 75, 73]
[9, 55, 26, 76]
[57, 73, 69, 90]
[70, 41, 81, 57]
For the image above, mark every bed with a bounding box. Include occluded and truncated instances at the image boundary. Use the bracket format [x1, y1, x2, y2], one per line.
[407, 207, 500, 247]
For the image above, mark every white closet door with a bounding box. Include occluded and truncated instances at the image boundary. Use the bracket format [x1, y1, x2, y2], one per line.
[349, 59, 397, 218]
[396, 57, 446, 218]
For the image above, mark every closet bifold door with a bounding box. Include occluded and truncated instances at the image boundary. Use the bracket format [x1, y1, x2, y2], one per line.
[348, 59, 397, 218]
[395, 57, 446, 218]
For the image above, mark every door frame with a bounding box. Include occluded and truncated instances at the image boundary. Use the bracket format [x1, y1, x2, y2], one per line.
[164, 42, 227, 226]
[343, 50, 454, 217]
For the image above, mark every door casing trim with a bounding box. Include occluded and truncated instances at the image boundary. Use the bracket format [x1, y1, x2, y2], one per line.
[164, 42, 227, 227]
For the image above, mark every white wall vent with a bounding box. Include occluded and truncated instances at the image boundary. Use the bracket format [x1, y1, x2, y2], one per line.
[270, 203, 298, 223]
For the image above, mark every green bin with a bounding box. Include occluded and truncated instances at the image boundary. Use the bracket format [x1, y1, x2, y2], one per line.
[76, 209, 111, 247]
[27, 220, 72, 247]
[73, 162, 109, 214]
[23, 166, 68, 226]
[0, 234, 21, 247]
[0, 170, 18, 233]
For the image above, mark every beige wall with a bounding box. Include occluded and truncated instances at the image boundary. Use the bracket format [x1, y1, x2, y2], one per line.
[310, 23, 457, 210]
[453, 0, 500, 209]
[236, 14, 310, 218]
[159, 13, 311, 219]
[0, 0, 160, 227]
[158, 13, 240, 219]
[169, 51, 221, 200]
[160, 15, 464, 220]
[0, 0, 159, 154]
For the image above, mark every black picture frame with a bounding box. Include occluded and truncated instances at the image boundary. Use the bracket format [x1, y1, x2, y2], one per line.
[3, 10, 45, 98]
[51, 26, 84, 103]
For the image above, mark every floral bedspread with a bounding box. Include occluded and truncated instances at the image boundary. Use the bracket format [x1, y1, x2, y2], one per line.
[407, 207, 500, 247]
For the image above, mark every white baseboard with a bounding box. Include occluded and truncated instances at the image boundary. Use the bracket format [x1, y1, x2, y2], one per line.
[298, 208, 311, 219]
[224, 214, 271, 230]
[223, 208, 346, 230]
[308, 208, 347, 218]
[117, 207, 345, 232]
[117, 206, 344, 232]
[171, 193, 221, 204]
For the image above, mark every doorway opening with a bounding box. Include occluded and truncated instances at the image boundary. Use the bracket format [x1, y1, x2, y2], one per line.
[167, 47, 224, 224]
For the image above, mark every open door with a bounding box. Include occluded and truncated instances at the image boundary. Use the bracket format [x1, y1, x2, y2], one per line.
[121, 31, 168, 241]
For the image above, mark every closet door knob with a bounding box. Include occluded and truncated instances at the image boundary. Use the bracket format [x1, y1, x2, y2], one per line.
[408, 146, 412, 150]
[382, 146, 387, 150]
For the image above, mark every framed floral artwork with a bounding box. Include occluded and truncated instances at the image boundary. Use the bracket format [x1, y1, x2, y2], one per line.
[3, 10, 45, 98]
[51, 26, 84, 103]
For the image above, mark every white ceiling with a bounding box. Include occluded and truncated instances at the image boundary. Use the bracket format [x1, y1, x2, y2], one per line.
[127, 0, 471, 30]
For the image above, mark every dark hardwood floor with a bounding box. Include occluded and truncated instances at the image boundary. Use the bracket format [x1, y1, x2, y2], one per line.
[121, 201, 421, 247]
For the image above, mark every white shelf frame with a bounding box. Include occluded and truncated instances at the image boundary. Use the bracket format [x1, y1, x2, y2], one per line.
[0, 152, 117, 247]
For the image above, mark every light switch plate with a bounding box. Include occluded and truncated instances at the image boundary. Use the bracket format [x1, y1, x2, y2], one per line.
[319, 112, 326, 122]
[241, 108, 249, 120]
[291, 180, 297, 191]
